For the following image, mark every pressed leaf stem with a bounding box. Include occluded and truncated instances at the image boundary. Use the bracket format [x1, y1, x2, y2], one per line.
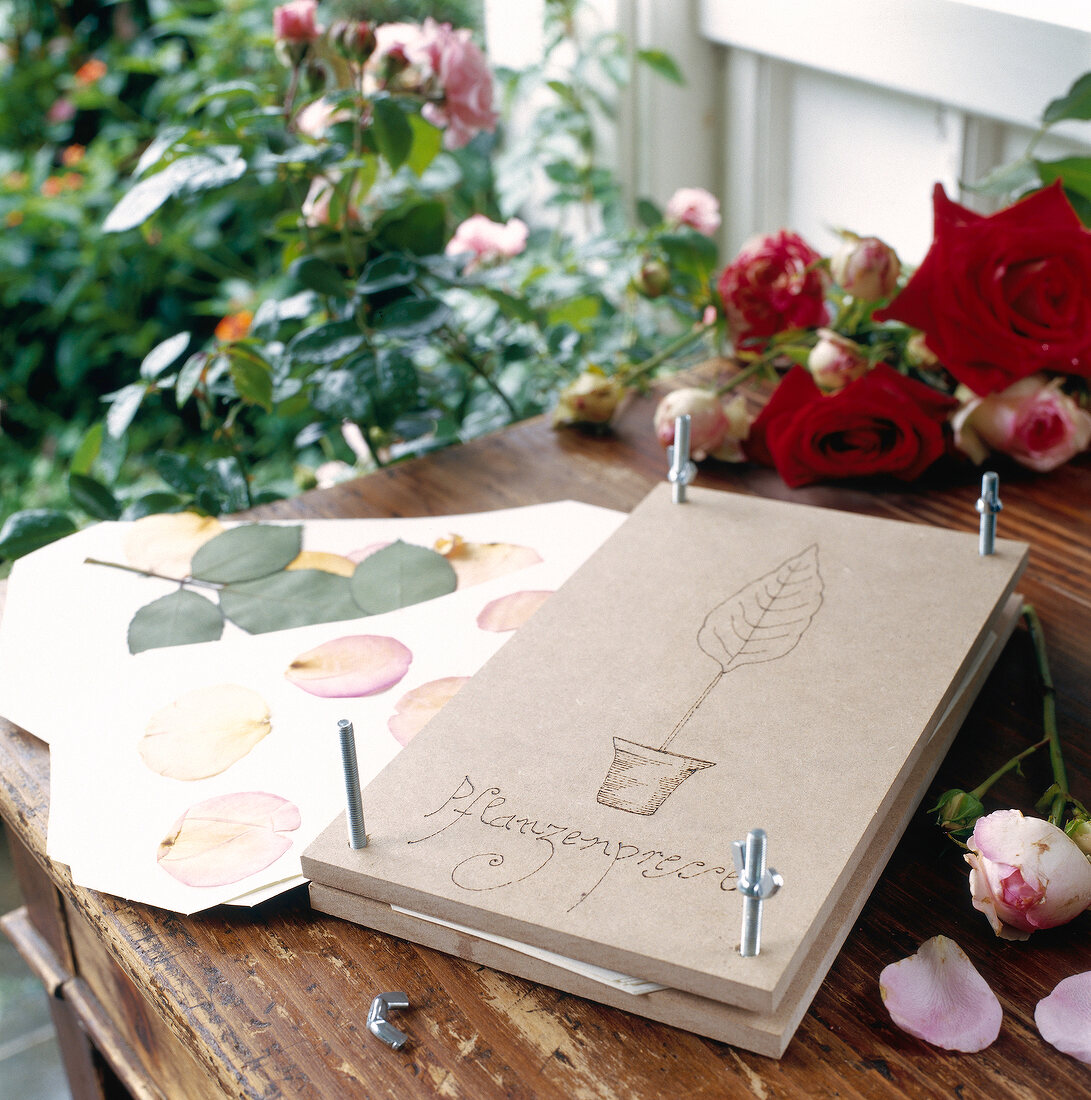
[84, 558, 221, 591]
[1022, 603, 1068, 826]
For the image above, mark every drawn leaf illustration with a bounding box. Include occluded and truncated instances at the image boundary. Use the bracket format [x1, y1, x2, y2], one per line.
[156, 792, 300, 888]
[190, 523, 302, 584]
[219, 569, 361, 633]
[350, 540, 457, 613]
[696, 544, 823, 674]
[285, 634, 412, 698]
[127, 589, 224, 654]
[139, 684, 271, 780]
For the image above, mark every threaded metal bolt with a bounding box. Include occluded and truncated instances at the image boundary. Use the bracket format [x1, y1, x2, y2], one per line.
[338, 718, 367, 849]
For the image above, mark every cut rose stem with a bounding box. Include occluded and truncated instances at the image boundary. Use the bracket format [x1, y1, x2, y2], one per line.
[84, 557, 221, 591]
[1021, 603, 1068, 826]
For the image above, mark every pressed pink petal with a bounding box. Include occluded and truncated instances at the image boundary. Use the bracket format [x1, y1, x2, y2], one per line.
[388, 676, 470, 746]
[1036, 972, 1091, 1064]
[347, 540, 394, 563]
[157, 792, 301, 888]
[476, 590, 553, 633]
[879, 936, 1002, 1051]
[285, 635, 412, 698]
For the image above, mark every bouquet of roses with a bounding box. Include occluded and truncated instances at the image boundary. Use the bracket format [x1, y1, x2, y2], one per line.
[653, 181, 1091, 488]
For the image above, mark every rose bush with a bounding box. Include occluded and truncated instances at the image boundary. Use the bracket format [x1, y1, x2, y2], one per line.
[876, 182, 1091, 395]
[745, 364, 956, 487]
[445, 213, 528, 269]
[965, 810, 1091, 940]
[664, 187, 721, 237]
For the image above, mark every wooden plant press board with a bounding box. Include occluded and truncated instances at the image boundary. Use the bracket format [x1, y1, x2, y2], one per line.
[303, 484, 1028, 1057]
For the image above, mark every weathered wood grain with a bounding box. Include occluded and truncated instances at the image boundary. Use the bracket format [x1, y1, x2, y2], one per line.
[3, 382, 1091, 1098]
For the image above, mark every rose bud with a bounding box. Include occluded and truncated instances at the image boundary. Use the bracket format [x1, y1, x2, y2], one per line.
[653, 389, 752, 462]
[952, 374, 1091, 472]
[633, 258, 671, 299]
[830, 233, 901, 300]
[965, 809, 1091, 939]
[932, 788, 985, 838]
[551, 369, 624, 428]
[1068, 818, 1091, 857]
[664, 187, 721, 237]
[806, 328, 870, 392]
[273, 0, 320, 43]
[328, 19, 376, 63]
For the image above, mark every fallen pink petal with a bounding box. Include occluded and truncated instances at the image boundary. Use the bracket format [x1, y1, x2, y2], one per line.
[878, 936, 1002, 1052]
[156, 791, 301, 888]
[388, 676, 470, 746]
[285, 634, 412, 698]
[477, 590, 553, 632]
[1036, 972, 1091, 1064]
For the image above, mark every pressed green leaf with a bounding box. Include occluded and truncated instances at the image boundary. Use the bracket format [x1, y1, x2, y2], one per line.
[407, 113, 443, 176]
[637, 49, 684, 85]
[287, 320, 367, 365]
[68, 473, 121, 521]
[1043, 72, 1091, 124]
[190, 524, 302, 584]
[229, 354, 274, 412]
[140, 332, 190, 380]
[220, 570, 362, 633]
[289, 256, 346, 297]
[372, 97, 414, 171]
[127, 590, 225, 654]
[105, 382, 148, 439]
[1037, 157, 1091, 203]
[357, 255, 417, 295]
[0, 510, 78, 560]
[350, 540, 457, 614]
[373, 298, 450, 338]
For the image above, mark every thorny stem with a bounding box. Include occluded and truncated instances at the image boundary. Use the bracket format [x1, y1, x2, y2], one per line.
[621, 321, 715, 387]
[967, 737, 1050, 802]
[1022, 603, 1068, 826]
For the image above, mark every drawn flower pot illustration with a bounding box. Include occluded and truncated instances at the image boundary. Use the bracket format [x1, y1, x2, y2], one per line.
[597, 544, 824, 816]
[597, 737, 716, 814]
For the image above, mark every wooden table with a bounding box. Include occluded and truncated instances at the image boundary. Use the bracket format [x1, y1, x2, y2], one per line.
[3, 386, 1091, 1099]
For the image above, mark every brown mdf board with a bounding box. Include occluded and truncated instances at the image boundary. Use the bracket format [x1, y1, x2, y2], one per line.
[308, 593, 1021, 1057]
[303, 485, 1027, 1019]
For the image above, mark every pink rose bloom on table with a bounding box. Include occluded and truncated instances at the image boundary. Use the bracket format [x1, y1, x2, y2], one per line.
[829, 233, 901, 300]
[717, 230, 829, 349]
[274, 0, 320, 43]
[415, 18, 498, 149]
[807, 329, 870, 392]
[952, 374, 1091, 472]
[665, 187, 721, 237]
[445, 214, 527, 270]
[965, 809, 1091, 940]
[653, 388, 752, 462]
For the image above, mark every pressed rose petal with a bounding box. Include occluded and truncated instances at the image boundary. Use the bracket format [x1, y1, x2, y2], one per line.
[879, 936, 1002, 1052]
[285, 550, 357, 577]
[434, 534, 542, 588]
[139, 683, 271, 781]
[285, 634, 412, 698]
[157, 792, 300, 888]
[1036, 972, 1091, 1063]
[123, 513, 224, 579]
[388, 676, 470, 746]
[476, 590, 553, 633]
[347, 540, 394, 563]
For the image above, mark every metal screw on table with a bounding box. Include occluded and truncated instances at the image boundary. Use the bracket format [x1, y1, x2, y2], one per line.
[367, 992, 411, 1049]
[668, 413, 697, 504]
[731, 828, 783, 957]
[976, 471, 1002, 556]
[338, 719, 367, 849]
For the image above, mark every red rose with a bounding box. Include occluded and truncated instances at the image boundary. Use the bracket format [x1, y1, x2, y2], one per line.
[747, 364, 957, 487]
[875, 182, 1091, 395]
[717, 230, 829, 348]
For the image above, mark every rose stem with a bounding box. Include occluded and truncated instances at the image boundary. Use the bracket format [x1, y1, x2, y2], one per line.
[83, 558, 221, 591]
[1021, 603, 1068, 826]
[967, 737, 1049, 802]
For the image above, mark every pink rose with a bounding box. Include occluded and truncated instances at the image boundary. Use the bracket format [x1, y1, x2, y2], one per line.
[274, 0, 320, 43]
[717, 230, 829, 349]
[296, 97, 351, 139]
[653, 388, 752, 462]
[665, 187, 721, 237]
[806, 329, 870, 391]
[445, 213, 527, 269]
[46, 97, 76, 124]
[417, 20, 497, 149]
[829, 234, 901, 300]
[965, 810, 1091, 940]
[952, 374, 1091, 472]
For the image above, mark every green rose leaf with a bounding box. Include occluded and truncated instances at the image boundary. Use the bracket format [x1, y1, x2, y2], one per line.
[140, 332, 190, 380]
[636, 49, 684, 85]
[636, 198, 662, 228]
[350, 540, 457, 614]
[287, 320, 367, 365]
[228, 353, 274, 412]
[289, 256, 346, 297]
[373, 298, 450, 339]
[1043, 72, 1091, 125]
[406, 113, 442, 177]
[220, 570, 362, 633]
[0, 509, 78, 560]
[127, 589, 225, 654]
[1036, 157, 1091, 204]
[68, 473, 121, 521]
[190, 524, 302, 583]
[357, 255, 417, 296]
[372, 97, 414, 172]
[105, 382, 149, 439]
